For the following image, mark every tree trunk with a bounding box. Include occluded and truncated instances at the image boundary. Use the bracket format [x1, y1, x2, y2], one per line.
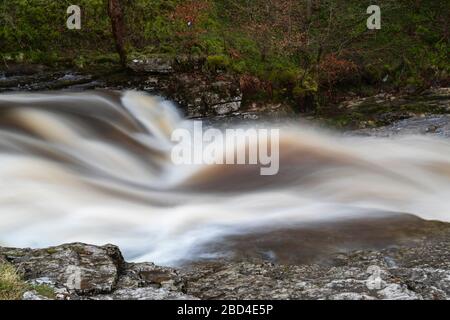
[306, 0, 312, 21]
[107, 0, 127, 68]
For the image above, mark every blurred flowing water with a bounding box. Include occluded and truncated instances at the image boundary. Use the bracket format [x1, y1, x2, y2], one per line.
[0, 91, 449, 265]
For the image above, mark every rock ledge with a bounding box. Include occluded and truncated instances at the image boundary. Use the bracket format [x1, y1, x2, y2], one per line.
[1, 229, 449, 300]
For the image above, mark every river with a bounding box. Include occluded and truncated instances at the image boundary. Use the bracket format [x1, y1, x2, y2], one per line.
[0, 90, 449, 265]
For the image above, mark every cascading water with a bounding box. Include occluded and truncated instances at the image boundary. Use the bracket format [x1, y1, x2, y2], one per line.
[0, 91, 449, 265]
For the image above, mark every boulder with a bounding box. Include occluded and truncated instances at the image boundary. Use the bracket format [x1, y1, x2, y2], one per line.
[168, 73, 242, 117]
[0, 243, 193, 300]
[0, 243, 124, 295]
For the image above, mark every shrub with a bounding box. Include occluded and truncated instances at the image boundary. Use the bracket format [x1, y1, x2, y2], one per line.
[319, 53, 358, 86]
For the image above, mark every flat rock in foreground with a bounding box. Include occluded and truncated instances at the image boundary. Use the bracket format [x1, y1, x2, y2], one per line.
[0, 243, 194, 300]
[1, 221, 449, 300]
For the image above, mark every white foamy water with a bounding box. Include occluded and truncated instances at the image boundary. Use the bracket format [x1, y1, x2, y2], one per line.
[0, 91, 449, 265]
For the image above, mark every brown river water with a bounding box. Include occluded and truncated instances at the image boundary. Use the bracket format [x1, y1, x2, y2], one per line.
[0, 91, 449, 265]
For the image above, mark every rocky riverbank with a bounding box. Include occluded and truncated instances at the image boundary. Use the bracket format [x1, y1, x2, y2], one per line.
[2, 64, 449, 128]
[317, 87, 450, 130]
[1, 215, 449, 300]
[0, 59, 244, 119]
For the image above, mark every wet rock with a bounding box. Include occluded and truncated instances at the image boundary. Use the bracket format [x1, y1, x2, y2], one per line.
[125, 55, 242, 117]
[167, 73, 242, 117]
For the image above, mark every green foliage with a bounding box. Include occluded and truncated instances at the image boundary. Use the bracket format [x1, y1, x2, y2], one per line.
[1, 0, 448, 104]
[206, 55, 229, 71]
[0, 263, 27, 300]
[0, 262, 57, 300]
[0, 0, 112, 63]
[31, 284, 56, 299]
[200, 37, 225, 54]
